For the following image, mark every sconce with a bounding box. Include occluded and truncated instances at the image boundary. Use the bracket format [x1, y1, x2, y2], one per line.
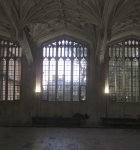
[105, 87, 109, 94]
[36, 87, 41, 94]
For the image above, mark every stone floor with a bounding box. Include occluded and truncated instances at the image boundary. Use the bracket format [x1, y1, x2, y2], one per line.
[0, 127, 140, 150]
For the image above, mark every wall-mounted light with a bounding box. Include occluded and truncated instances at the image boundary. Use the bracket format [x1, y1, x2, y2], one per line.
[105, 87, 109, 94]
[35, 87, 41, 93]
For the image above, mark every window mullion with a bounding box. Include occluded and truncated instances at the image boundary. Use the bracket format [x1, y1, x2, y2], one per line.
[138, 41, 140, 101]
[123, 41, 125, 103]
[71, 41, 73, 102]
[79, 57, 81, 101]
[55, 41, 58, 102]
[115, 58, 117, 101]
[13, 58, 15, 100]
[48, 58, 50, 101]
[63, 57, 65, 101]
[131, 59, 133, 102]
[6, 43, 9, 101]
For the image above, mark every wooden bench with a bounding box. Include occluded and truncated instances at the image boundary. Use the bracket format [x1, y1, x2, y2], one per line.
[101, 116, 140, 128]
[32, 117, 81, 127]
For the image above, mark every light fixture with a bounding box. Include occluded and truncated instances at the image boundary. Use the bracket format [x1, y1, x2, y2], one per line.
[36, 87, 41, 93]
[105, 87, 109, 94]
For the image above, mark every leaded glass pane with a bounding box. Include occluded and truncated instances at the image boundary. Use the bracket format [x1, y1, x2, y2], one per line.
[116, 59, 123, 102]
[84, 47, 87, 57]
[62, 40, 65, 45]
[4, 47, 7, 57]
[81, 47, 83, 57]
[128, 47, 131, 57]
[125, 59, 131, 102]
[0, 47, 3, 57]
[69, 47, 71, 57]
[80, 58, 87, 85]
[132, 59, 139, 102]
[65, 59, 71, 85]
[57, 58, 64, 101]
[73, 58, 79, 101]
[12, 47, 15, 57]
[125, 47, 127, 57]
[136, 47, 139, 57]
[16, 47, 18, 57]
[120, 47, 123, 57]
[65, 58, 71, 101]
[132, 47, 135, 57]
[47, 47, 49, 57]
[77, 47, 80, 57]
[62, 47, 64, 57]
[54, 47, 56, 57]
[15, 86, 20, 100]
[8, 59, 14, 101]
[58, 47, 61, 57]
[81, 86, 86, 101]
[15, 59, 21, 86]
[49, 58, 56, 101]
[43, 58, 49, 100]
[65, 47, 68, 57]
[0, 59, 6, 100]
[116, 47, 119, 57]
[50, 47, 52, 57]
[73, 47, 76, 57]
[43, 47, 46, 57]
[109, 59, 115, 101]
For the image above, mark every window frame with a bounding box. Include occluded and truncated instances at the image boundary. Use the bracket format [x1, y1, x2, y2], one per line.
[41, 38, 88, 102]
[107, 38, 140, 102]
[0, 39, 22, 101]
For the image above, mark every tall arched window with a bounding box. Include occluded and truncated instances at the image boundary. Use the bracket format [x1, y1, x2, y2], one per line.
[109, 39, 139, 102]
[42, 39, 87, 101]
[0, 40, 22, 101]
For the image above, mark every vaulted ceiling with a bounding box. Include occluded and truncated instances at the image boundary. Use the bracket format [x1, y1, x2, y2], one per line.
[0, 0, 140, 64]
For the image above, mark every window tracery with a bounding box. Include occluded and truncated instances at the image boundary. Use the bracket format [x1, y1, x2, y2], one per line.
[42, 39, 87, 101]
[0, 39, 22, 101]
[109, 39, 139, 102]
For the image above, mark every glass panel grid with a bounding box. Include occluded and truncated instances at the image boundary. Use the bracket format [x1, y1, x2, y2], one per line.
[125, 59, 132, 102]
[65, 58, 71, 101]
[116, 59, 123, 102]
[49, 58, 56, 101]
[81, 86, 86, 101]
[42, 58, 49, 100]
[0, 59, 6, 100]
[57, 58, 64, 101]
[132, 59, 139, 102]
[109, 39, 139, 102]
[8, 59, 14, 101]
[42, 39, 87, 101]
[0, 39, 22, 101]
[109, 59, 115, 101]
[73, 58, 79, 101]
[80, 58, 87, 85]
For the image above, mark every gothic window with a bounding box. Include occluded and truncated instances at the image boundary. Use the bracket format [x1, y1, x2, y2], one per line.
[42, 39, 87, 101]
[0, 40, 22, 101]
[109, 39, 139, 102]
